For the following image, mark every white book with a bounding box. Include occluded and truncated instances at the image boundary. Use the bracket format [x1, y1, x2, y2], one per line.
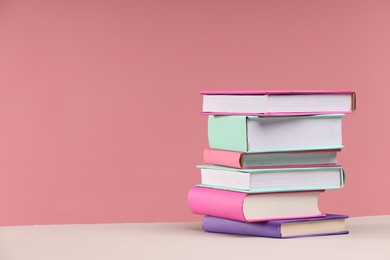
[201, 90, 356, 115]
[198, 165, 345, 193]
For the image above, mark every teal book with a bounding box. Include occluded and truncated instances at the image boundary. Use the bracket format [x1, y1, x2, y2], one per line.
[197, 165, 346, 193]
[208, 114, 344, 153]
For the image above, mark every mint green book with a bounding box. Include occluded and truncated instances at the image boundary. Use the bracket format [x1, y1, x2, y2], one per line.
[208, 114, 344, 153]
[197, 165, 346, 193]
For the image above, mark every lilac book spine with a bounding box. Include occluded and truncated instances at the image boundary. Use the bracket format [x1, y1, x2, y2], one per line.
[203, 216, 282, 238]
[203, 215, 349, 239]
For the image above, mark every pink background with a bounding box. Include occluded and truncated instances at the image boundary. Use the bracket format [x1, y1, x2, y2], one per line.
[0, 0, 389, 225]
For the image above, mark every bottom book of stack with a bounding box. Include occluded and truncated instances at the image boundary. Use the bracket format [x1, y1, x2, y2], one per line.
[203, 214, 349, 239]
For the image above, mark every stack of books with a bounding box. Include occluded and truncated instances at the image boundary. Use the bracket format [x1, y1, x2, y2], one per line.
[188, 90, 356, 238]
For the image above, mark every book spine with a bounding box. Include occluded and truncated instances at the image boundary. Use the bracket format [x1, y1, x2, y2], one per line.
[203, 216, 282, 238]
[208, 115, 248, 152]
[203, 148, 243, 168]
[187, 187, 247, 222]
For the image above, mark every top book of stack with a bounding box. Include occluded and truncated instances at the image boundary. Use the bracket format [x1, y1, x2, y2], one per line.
[201, 90, 356, 116]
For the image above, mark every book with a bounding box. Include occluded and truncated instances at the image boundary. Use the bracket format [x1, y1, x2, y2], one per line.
[208, 114, 343, 153]
[198, 165, 345, 193]
[203, 148, 339, 169]
[201, 90, 356, 116]
[187, 186, 324, 222]
[203, 214, 349, 238]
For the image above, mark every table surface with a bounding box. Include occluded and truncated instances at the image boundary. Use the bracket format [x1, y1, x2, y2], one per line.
[0, 215, 389, 260]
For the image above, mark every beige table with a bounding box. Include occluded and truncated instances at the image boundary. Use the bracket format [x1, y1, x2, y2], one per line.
[0, 215, 389, 260]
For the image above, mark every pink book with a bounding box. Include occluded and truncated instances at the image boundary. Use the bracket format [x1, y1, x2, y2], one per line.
[201, 90, 356, 116]
[203, 148, 340, 169]
[187, 186, 325, 222]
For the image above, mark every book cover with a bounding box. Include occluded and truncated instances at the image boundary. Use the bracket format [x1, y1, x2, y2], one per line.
[203, 214, 349, 238]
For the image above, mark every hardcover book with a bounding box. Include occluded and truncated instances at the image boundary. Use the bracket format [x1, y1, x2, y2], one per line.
[203, 148, 339, 168]
[188, 186, 324, 222]
[201, 90, 356, 116]
[208, 114, 343, 152]
[203, 214, 349, 238]
[198, 165, 346, 193]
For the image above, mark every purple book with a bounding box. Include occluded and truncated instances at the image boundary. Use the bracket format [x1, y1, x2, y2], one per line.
[203, 214, 349, 239]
